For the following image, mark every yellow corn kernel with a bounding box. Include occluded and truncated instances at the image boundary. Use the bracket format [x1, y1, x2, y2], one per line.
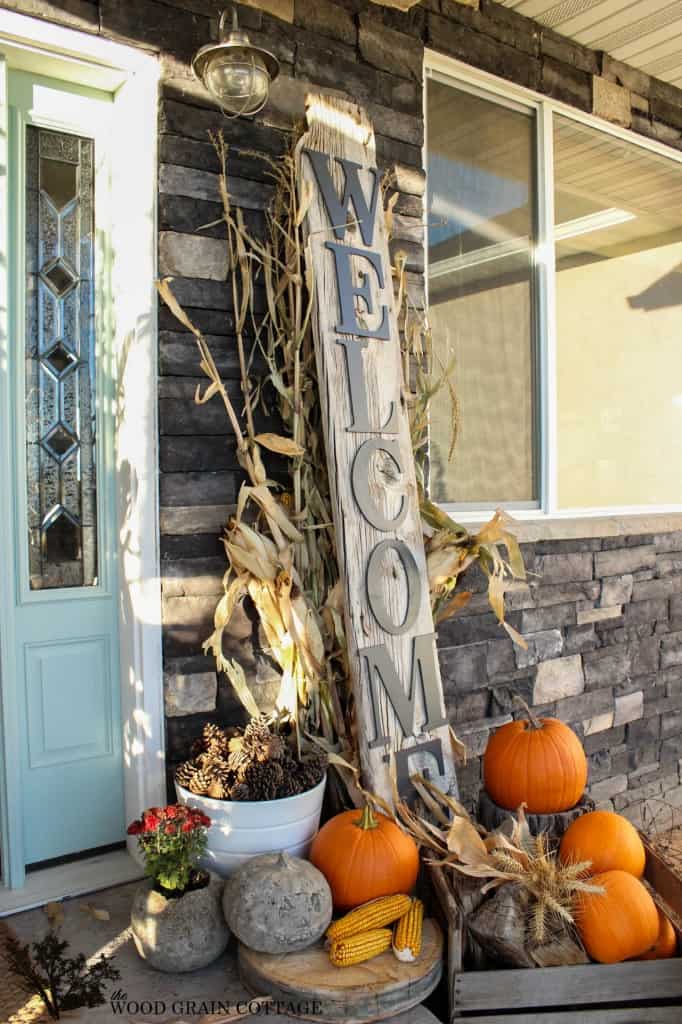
[392, 898, 424, 963]
[329, 928, 392, 967]
[326, 894, 412, 942]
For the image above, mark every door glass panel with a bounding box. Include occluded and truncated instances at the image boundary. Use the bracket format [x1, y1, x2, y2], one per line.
[25, 126, 97, 590]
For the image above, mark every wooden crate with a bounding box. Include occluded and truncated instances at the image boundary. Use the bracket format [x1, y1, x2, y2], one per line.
[428, 839, 682, 1022]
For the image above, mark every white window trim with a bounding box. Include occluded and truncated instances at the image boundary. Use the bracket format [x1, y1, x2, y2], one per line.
[0, 10, 162, 902]
[425, 49, 682, 530]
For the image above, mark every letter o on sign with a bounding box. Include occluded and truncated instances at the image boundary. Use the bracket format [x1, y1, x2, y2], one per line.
[366, 539, 421, 635]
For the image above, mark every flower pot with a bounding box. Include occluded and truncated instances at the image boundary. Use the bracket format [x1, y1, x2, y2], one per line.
[175, 774, 326, 877]
[130, 874, 230, 972]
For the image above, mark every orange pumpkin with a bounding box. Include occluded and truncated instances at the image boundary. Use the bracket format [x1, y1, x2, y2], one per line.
[638, 907, 678, 960]
[560, 810, 645, 877]
[309, 803, 419, 911]
[483, 700, 587, 813]
[576, 870, 659, 964]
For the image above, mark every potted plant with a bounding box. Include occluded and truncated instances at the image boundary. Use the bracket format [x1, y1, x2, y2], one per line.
[127, 804, 230, 972]
[174, 716, 327, 877]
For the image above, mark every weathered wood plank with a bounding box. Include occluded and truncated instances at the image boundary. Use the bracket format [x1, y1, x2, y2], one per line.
[159, 231, 229, 281]
[0, 0, 98, 33]
[453, 960, 682, 1012]
[159, 163, 274, 210]
[160, 435, 240, 473]
[159, 471, 238, 508]
[159, 330, 258, 379]
[159, 99, 289, 155]
[158, 305, 237, 337]
[459, 1011, 682, 1023]
[100, 0, 209, 59]
[159, 504, 235, 536]
[644, 838, 682, 918]
[159, 133, 270, 181]
[297, 94, 456, 805]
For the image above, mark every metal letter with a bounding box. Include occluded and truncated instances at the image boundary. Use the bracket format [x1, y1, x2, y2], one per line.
[304, 149, 380, 247]
[394, 739, 446, 802]
[351, 438, 407, 532]
[360, 633, 448, 748]
[366, 539, 421, 635]
[336, 337, 399, 434]
[325, 242, 390, 340]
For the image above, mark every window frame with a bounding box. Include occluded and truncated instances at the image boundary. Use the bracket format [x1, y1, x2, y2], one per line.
[425, 50, 682, 524]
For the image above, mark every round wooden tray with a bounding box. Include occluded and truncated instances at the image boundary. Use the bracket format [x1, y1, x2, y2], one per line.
[238, 918, 443, 1023]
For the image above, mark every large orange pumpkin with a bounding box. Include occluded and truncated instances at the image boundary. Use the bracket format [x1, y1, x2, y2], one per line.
[576, 870, 659, 964]
[638, 907, 678, 960]
[560, 810, 645, 877]
[483, 700, 587, 813]
[309, 803, 419, 911]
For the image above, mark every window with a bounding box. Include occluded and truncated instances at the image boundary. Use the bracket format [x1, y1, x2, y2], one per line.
[426, 66, 682, 515]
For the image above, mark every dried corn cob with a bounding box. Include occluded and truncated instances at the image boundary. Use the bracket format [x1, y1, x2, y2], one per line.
[329, 928, 392, 967]
[392, 899, 424, 963]
[326, 894, 411, 942]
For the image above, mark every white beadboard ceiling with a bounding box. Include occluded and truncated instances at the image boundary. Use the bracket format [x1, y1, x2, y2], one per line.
[500, 0, 682, 87]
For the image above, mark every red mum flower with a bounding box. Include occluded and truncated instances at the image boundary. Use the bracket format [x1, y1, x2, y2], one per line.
[181, 820, 194, 833]
[142, 811, 161, 833]
[127, 819, 143, 835]
[164, 805, 180, 819]
[164, 823, 176, 836]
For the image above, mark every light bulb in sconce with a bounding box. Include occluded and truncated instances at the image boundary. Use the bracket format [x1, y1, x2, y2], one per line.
[192, 7, 279, 117]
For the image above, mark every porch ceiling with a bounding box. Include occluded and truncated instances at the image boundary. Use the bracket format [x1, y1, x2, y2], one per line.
[501, 0, 682, 88]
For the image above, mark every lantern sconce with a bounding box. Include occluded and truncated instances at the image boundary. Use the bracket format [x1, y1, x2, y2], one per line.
[192, 7, 280, 117]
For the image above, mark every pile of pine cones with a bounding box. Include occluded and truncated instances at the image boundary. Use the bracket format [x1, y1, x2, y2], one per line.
[175, 716, 327, 802]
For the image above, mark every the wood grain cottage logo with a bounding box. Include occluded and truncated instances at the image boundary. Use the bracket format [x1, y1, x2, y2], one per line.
[298, 97, 457, 802]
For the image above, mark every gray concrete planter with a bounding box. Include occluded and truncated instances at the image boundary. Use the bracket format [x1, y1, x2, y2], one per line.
[130, 874, 230, 972]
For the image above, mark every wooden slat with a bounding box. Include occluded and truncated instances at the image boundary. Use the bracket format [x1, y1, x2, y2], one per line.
[453, 960, 682, 1012]
[645, 839, 682, 920]
[457, 1009, 682, 1024]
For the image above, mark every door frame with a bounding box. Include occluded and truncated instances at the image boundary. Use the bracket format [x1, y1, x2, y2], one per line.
[0, 10, 163, 891]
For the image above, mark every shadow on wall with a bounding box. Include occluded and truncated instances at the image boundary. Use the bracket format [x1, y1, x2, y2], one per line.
[628, 264, 682, 311]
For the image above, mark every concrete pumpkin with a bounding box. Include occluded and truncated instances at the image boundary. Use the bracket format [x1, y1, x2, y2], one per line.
[483, 700, 587, 813]
[576, 870, 659, 964]
[310, 803, 419, 911]
[559, 810, 645, 877]
[223, 851, 332, 953]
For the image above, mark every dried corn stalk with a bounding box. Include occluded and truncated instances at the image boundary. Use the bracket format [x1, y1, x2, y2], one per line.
[157, 128, 528, 795]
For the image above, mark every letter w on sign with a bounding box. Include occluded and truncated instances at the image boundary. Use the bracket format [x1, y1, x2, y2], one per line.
[296, 94, 458, 806]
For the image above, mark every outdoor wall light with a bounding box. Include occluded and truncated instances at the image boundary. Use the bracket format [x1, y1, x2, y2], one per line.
[192, 8, 279, 117]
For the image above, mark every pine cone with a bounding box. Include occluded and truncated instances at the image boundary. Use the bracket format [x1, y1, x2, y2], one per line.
[207, 778, 227, 799]
[203, 722, 228, 754]
[174, 761, 196, 789]
[240, 761, 284, 801]
[188, 768, 213, 796]
[229, 782, 252, 801]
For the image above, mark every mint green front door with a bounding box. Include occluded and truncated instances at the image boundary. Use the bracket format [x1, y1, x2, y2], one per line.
[2, 70, 124, 872]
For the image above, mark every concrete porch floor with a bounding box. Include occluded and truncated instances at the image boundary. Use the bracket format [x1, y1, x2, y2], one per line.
[6, 882, 444, 1024]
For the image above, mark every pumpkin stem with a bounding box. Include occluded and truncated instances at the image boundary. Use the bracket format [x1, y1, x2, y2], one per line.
[513, 694, 543, 731]
[356, 803, 379, 831]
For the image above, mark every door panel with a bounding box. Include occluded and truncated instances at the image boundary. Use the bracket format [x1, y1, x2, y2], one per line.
[6, 71, 124, 868]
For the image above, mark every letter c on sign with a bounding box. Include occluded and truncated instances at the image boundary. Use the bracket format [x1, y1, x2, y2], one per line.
[351, 438, 407, 531]
[366, 539, 421, 635]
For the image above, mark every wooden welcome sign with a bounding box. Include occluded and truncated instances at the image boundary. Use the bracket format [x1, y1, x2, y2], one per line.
[297, 95, 458, 805]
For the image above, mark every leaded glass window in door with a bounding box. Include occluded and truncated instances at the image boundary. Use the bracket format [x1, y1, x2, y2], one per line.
[25, 126, 97, 590]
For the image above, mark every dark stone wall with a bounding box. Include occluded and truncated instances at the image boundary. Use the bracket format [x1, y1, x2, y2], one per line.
[14, 0, 682, 822]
